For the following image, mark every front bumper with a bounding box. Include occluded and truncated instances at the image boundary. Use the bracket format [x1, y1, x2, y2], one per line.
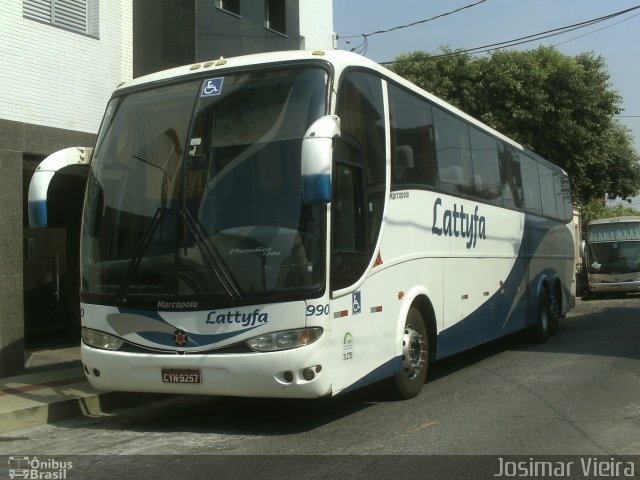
[588, 279, 640, 293]
[81, 341, 332, 399]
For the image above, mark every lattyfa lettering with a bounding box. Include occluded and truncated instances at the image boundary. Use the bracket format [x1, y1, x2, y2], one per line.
[206, 309, 269, 327]
[431, 197, 486, 249]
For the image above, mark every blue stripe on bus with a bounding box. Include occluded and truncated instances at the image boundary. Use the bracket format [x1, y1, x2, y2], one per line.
[302, 173, 331, 204]
[341, 214, 572, 394]
[116, 307, 264, 348]
[28, 200, 48, 228]
[137, 326, 263, 347]
[436, 214, 572, 359]
[339, 356, 403, 395]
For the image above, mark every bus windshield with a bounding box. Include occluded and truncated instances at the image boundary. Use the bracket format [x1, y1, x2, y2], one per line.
[587, 221, 640, 274]
[587, 241, 640, 274]
[81, 66, 329, 308]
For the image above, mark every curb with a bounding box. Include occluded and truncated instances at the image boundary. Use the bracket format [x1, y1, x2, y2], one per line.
[0, 389, 169, 434]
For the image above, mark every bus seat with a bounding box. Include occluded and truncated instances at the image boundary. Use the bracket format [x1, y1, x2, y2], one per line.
[393, 145, 414, 182]
[439, 165, 463, 188]
[394, 145, 414, 167]
[474, 174, 484, 193]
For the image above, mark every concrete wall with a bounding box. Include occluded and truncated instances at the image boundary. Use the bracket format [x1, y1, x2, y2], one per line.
[299, 0, 334, 50]
[0, 1, 131, 376]
[0, 1, 133, 134]
[133, 0, 335, 78]
[195, 0, 302, 61]
[133, 0, 195, 78]
[0, 120, 96, 377]
[0, 147, 24, 377]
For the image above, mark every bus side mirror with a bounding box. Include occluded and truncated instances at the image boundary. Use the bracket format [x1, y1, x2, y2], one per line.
[580, 240, 586, 258]
[301, 115, 340, 204]
[28, 147, 93, 227]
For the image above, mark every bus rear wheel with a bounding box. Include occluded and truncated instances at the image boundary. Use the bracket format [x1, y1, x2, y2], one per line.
[391, 307, 429, 399]
[529, 288, 551, 343]
[549, 290, 561, 336]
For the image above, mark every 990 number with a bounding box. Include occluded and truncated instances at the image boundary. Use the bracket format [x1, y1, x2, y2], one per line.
[306, 304, 330, 316]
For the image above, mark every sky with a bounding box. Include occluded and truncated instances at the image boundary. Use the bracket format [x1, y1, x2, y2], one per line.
[332, 0, 640, 157]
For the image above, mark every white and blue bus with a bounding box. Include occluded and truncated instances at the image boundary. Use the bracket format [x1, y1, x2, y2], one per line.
[78, 50, 575, 399]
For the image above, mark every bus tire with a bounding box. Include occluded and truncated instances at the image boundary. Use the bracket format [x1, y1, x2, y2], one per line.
[391, 307, 429, 400]
[529, 288, 551, 343]
[549, 290, 561, 336]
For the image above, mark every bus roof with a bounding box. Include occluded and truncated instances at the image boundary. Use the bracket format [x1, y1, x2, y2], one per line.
[588, 216, 640, 226]
[116, 49, 527, 155]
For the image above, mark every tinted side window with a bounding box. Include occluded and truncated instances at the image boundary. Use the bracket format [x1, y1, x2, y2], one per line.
[560, 173, 573, 221]
[333, 158, 364, 252]
[498, 143, 524, 209]
[539, 163, 557, 217]
[332, 71, 386, 290]
[388, 84, 437, 188]
[339, 72, 386, 189]
[469, 127, 501, 205]
[521, 154, 542, 214]
[433, 108, 473, 195]
[554, 172, 572, 221]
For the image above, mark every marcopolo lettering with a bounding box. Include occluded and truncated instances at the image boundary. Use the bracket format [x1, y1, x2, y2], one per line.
[206, 309, 269, 327]
[157, 300, 198, 310]
[431, 197, 486, 249]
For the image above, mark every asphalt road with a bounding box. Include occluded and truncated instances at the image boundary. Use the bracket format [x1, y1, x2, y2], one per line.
[1, 296, 639, 479]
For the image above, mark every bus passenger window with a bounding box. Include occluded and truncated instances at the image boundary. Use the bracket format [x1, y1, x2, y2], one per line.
[433, 107, 473, 195]
[556, 173, 573, 221]
[388, 83, 437, 188]
[538, 163, 558, 218]
[521, 154, 542, 214]
[498, 143, 524, 209]
[469, 127, 501, 204]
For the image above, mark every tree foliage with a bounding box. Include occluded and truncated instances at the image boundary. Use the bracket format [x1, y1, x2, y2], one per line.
[389, 46, 640, 205]
[581, 198, 640, 227]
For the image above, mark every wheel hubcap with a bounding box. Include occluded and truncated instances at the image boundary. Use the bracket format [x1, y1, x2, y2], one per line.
[402, 326, 427, 379]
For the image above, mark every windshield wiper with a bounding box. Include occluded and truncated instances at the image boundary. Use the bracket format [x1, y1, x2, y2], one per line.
[116, 207, 164, 303]
[179, 208, 242, 300]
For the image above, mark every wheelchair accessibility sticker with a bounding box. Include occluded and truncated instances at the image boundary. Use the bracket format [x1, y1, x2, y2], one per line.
[352, 291, 361, 315]
[201, 77, 224, 97]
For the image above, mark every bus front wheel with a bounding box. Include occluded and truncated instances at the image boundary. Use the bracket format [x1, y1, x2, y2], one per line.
[391, 307, 429, 399]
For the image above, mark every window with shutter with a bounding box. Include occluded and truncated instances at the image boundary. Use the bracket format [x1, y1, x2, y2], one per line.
[23, 0, 99, 38]
[24, 0, 52, 23]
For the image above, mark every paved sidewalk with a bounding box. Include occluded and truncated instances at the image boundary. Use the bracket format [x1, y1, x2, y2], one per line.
[0, 346, 163, 433]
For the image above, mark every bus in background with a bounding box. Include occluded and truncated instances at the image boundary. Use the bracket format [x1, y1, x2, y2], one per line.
[584, 216, 640, 297]
[77, 50, 575, 400]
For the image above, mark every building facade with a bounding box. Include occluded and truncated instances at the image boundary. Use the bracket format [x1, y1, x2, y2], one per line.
[0, 0, 134, 377]
[134, 0, 335, 77]
[0, 0, 333, 377]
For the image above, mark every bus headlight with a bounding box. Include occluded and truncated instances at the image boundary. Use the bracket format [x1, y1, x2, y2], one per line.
[246, 327, 322, 352]
[82, 327, 124, 351]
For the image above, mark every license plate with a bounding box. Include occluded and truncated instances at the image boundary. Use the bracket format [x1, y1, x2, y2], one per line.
[161, 368, 202, 384]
